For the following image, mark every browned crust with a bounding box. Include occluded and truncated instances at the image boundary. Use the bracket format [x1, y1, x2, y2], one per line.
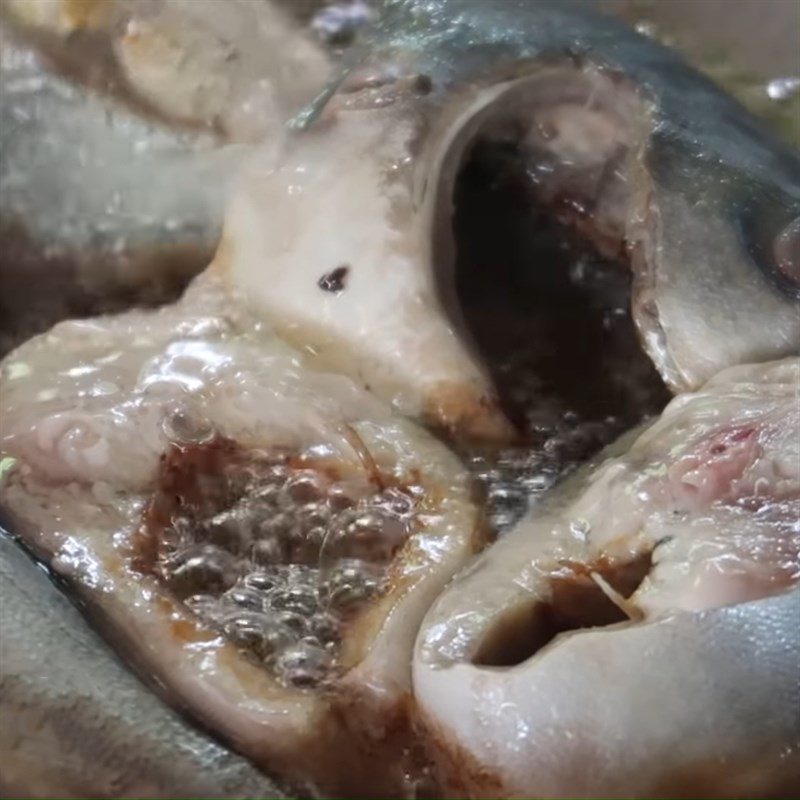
[425, 381, 518, 444]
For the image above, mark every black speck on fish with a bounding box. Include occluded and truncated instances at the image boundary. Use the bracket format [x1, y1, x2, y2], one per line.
[318, 265, 349, 293]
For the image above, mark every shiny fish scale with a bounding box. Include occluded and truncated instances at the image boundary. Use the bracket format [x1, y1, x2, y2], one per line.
[0, 533, 284, 798]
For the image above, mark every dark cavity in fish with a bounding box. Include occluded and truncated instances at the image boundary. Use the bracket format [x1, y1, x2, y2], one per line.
[452, 139, 670, 533]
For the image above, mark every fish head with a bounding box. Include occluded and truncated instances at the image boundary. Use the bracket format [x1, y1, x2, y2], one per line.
[415, 590, 800, 798]
[221, 0, 799, 435]
[413, 357, 800, 797]
[372, 0, 800, 388]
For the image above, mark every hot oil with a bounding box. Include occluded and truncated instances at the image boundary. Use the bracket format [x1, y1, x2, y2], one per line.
[136, 437, 422, 689]
[453, 142, 671, 534]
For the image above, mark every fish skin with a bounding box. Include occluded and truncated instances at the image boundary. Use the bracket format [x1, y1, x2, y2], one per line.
[0, 531, 285, 800]
[225, 0, 797, 422]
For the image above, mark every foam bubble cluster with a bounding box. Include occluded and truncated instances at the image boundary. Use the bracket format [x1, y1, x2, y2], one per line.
[139, 439, 421, 687]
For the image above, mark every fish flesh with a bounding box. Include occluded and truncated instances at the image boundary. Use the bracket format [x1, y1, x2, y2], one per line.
[0, 272, 479, 796]
[221, 0, 799, 436]
[414, 357, 800, 797]
[0, 0, 330, 355]
[0, 531, 286, 799]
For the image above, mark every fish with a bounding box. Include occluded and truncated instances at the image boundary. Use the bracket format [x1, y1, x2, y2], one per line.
[219, 0, 799, 438]
[0, 0, 330, 355]
[0, 271, 480, 797]
[0, 530, 286, 799]
[2, 1, 799, 796]
[413, 357, 800, 798]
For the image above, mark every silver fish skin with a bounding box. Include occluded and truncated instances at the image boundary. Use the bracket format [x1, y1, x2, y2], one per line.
[224, 0, 798, 434]
[0, 531, 285, 799]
